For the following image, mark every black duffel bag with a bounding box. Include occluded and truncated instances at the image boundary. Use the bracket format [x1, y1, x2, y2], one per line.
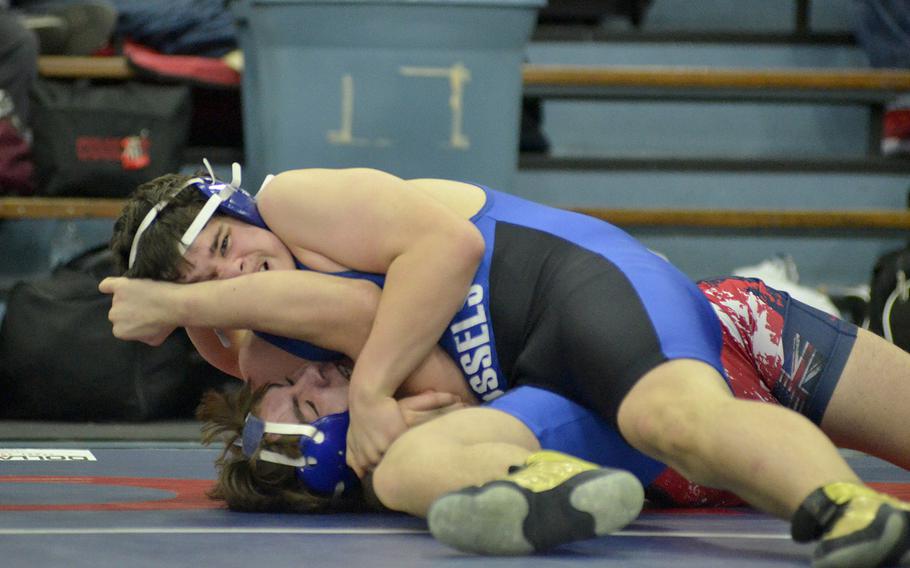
[29, 78, 191, 197]
[0, 245, 222, 421]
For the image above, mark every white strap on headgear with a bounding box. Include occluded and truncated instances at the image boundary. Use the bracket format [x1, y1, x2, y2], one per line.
[259, 420, 321, 438]
[258, 174, 275, 194]
[258, 450, 318, 468]
[128, 198, 174, 269]
[127, 159, 247, 269]
[177, 160, 241, 254]
[239, 415, 325, 468]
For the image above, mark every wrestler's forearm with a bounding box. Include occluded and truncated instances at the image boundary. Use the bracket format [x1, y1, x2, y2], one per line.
[169, 270, 472, 399]
[350, 227, 484, 403]
[172, 271, 379, 357]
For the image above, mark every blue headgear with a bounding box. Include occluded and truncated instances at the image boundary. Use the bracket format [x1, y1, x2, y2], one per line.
[240, 411, 359, 496]
[128, 160, 275, 348]
[128, 159, 273, 270]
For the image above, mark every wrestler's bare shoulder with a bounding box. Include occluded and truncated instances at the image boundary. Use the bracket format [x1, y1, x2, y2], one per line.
[407, 178, 486, 219]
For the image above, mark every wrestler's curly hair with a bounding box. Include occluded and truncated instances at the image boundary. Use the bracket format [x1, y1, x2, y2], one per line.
[196, 385, 379, 513]
[109, 173, 210, 280]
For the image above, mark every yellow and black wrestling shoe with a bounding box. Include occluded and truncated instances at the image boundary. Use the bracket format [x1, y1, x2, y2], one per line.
[427, 450, 644, 555]
[791, 482, 910, 568]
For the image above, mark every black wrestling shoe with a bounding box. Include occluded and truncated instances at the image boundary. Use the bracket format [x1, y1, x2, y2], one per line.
[792, 482, 910, 568]
[427, 450, 644, 555]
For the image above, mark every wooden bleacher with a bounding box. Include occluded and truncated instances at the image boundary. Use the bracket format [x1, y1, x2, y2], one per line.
[39, 56, 910, 98]
[36, 55, 133, 80]
[522, 64, 910, 99]
[522, 64, 910, 158]
[4, 196, 910, 232]
[19, 55, 910, 231]
[0, 197, 125, 220]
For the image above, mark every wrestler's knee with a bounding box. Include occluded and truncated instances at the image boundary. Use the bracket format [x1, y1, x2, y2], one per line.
[618, 390, 704, 463]
[617, 359, 729, 465]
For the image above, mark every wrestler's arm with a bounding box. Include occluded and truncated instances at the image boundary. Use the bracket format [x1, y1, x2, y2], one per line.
[194, 273, 475, 402]
[258, 168, 484, 474]
[100, 269, 377, 384]
[101, 270, 378, 356]
[101, 270, 476, 403]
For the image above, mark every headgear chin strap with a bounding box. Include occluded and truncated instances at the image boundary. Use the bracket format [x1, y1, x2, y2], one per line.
[241, 412, 359, 496]
[128, 159, 274, 270]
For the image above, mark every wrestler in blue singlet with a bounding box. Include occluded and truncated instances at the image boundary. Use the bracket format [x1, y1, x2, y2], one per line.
[254, 184, 728, 485]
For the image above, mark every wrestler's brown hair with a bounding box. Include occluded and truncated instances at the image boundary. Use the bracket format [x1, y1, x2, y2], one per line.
[109, 173, 209, 280]
[196, 384, 378, 513]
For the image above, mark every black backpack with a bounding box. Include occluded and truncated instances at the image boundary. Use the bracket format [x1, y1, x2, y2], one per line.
[0, 245, 229, 421]
[29, 78, 191, 197]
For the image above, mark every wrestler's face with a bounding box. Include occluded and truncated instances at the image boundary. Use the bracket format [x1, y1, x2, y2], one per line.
[239, 335, 327, 390]
[257, 362, 351, 424]
[179, 216, 296, 283]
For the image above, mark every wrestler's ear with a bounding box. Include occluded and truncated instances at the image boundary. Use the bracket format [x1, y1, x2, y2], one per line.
[339, 357, 355, 378]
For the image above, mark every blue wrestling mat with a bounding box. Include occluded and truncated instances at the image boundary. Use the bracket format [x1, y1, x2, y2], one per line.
[1, 443, 908, 568]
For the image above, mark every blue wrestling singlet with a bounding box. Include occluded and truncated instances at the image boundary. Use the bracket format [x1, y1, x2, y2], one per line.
[488, 385, 667, 485]
[475, 187, 724, 421]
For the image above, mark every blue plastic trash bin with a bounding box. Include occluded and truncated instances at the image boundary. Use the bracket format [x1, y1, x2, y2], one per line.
[231, 0, 543, 191]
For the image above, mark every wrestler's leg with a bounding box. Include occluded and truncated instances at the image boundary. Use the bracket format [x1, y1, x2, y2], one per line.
[617, 358, 860, 519]
[373, 407, 540, 516]
[820, 328, 910, 469]
[375, 406, 644, 555]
